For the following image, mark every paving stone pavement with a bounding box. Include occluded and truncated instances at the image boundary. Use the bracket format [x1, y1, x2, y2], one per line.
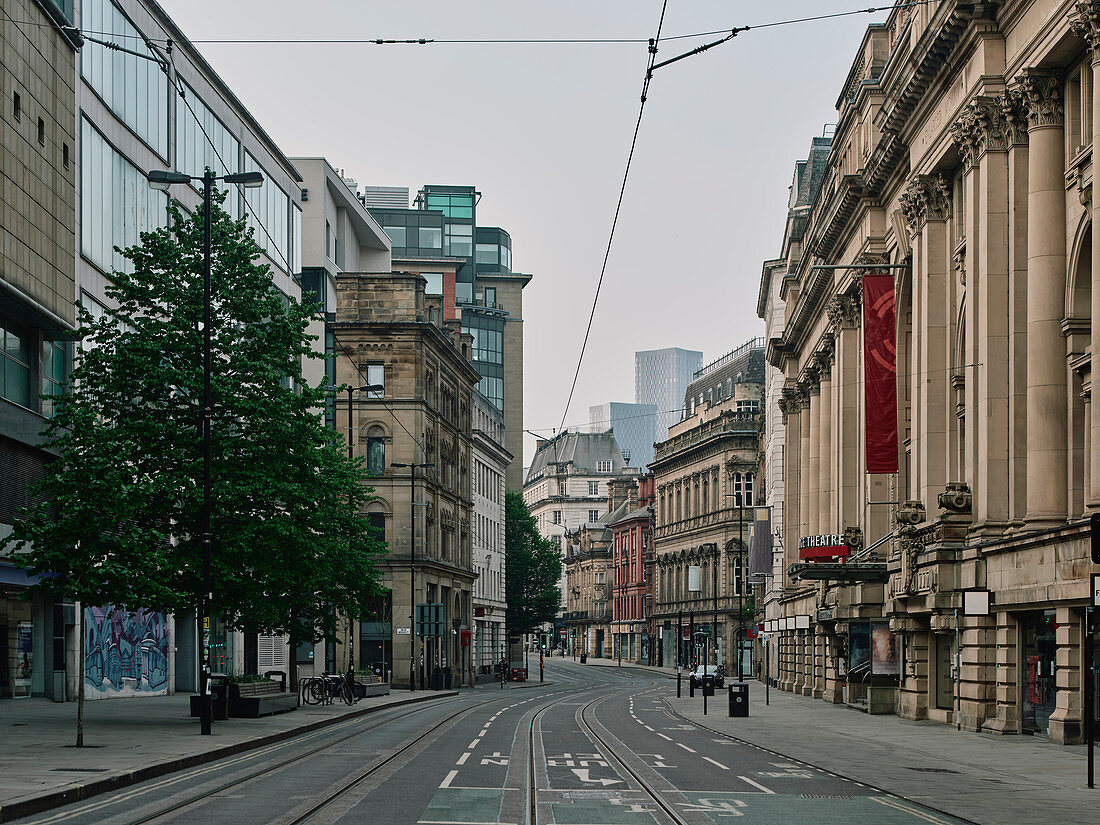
[0, 688, 461, 823]
[580, 657, 1098, 825]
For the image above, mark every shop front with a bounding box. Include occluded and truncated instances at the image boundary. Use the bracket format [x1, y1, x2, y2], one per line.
[1021, 609, 1057, 736]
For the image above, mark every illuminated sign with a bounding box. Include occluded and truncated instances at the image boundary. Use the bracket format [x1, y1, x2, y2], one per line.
[798, 533, 849, 560]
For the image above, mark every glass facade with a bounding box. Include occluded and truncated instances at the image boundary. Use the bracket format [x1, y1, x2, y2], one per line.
[0, 314, 31, 408]
[244, 154, 290, 268]
[41, 339, 66, 418]
[464, 310, 504, 410]
[474, 227, 511, 273]
[423, 190, 474, 219]
[176, 81, 240, 219]
[81, 0, 169, 158]
[80, 119, 167, 275]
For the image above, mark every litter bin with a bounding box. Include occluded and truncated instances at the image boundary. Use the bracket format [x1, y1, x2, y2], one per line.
[728, 682, 748, 717]
[580, 653, 587, 664]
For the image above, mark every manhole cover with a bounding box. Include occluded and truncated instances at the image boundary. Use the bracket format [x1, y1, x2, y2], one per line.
[907, 767, 960, 774]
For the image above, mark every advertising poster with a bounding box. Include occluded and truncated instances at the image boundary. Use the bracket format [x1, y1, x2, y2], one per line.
[849, 623, 870, 672]
[872, 622, 899, 675]
[16, 621, 33, 696]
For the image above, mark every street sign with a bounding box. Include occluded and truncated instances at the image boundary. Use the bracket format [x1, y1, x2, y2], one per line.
[1092, 573, 1100, 608]
[396, 627, 411, 635]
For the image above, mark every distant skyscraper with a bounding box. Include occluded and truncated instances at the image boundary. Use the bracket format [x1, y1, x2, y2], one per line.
[589, 402, 658, 468]
[635, 348, 704, 441]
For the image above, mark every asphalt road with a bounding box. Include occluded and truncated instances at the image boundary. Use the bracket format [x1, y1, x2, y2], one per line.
[11, 660, 975, 825]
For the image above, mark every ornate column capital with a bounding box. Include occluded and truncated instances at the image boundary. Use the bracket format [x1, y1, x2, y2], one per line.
[999, 88, 1031, 144]
[1071, 1, 1100, 58]
[970, 95, 1013, 153]
[900, 174, 952, 233]
[1014, 69, 1065, 129]
[826, 294, 860, 330]
[950, 109, 981, 168]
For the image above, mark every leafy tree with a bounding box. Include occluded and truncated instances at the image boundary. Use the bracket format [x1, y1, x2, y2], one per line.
[8, 192, 384, 741]
[504, 491, 562, 636]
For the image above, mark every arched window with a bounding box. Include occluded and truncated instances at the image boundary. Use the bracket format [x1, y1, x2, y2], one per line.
[366, 424, 387, 476]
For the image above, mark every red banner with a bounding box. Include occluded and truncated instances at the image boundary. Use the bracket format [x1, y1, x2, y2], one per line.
[862, 274, 898, 473]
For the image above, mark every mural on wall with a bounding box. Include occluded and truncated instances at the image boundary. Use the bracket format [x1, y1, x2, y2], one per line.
[84, 606, 169, 698]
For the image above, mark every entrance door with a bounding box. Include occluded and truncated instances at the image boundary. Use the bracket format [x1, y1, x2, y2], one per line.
[1023, 611, 1057, 735]
[595, 629, 604, 658]
[935, 634, 953, 711]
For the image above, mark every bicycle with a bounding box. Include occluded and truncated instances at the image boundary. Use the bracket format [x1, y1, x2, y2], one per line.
[300, 672, 355, 706]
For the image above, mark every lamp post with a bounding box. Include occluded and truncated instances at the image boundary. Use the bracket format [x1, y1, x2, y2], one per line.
[736, 493, 744, 682]
[391, 461, 434, 691]
[148, 167, 263, 736]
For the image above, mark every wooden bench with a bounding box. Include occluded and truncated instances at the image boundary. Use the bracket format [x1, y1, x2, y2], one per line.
[228, 676, 298, 718]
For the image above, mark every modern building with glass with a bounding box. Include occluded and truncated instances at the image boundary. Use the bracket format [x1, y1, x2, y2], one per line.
[74, 0, 306, 700]
[366, 185, 530, 489]
[588, 402, 658, 469]
[635, 347, 704, 442]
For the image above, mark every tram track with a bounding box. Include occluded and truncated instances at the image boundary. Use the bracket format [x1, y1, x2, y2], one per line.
[20, 695, 476, 825]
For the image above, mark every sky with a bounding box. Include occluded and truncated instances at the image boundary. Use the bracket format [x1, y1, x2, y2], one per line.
[157, 0, 893, 467]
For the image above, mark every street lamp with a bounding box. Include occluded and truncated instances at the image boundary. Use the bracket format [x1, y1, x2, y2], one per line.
[391, 461, 434, 691]
[147, 167, 263, 737]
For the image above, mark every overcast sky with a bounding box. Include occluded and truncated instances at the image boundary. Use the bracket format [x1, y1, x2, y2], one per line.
[158, 0, 890, 466]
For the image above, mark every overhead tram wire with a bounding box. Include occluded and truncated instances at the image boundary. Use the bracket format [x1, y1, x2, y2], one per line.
[34, 2, 924, 47]
[552, 0, 670, 440]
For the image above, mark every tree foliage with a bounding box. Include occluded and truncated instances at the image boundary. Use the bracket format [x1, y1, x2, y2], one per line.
[8, 193, 384, 642]
[504, 491, 561, 636]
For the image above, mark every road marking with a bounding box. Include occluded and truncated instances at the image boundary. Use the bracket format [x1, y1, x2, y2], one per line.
[468, 739, 480, 749]
[738, 775, 775, 794]
[571, 768, 622, 786]
[702, 757, 729, 770]
[676, 743, 697, 753]
[871, 797, 956, 825]
[456, 752, 471, 765]
[643, 725, 654, 731]
[439, 770, 458, 788]
[656, 733, 673, 741]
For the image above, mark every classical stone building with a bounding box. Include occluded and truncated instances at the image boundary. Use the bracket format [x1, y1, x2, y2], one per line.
[471, 391, 510, 676]
[562, 512, 614, 659]
[762, 0, 1100, 744]
[651, 340, 763, 677]
[334, 272, 480, 689]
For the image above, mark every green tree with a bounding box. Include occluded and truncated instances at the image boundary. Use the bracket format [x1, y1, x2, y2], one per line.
[8, 193, 384, 741]
[504, 491, 562, 636]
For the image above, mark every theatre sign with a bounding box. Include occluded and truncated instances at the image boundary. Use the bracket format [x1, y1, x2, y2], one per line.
[798, 534, 850, 561]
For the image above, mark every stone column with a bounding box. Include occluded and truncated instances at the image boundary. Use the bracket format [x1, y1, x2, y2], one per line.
[818, 343, 835, 532]
[1070, 4, 1100, 508]
[828, 293, 862, 530]
[953, 97, 1012, 534]
[900, 176, 953, 508]
[1019, 71, 1068, 527]
[982, 610, 1020, 734]
[800, 385, 813, 540]
[806, 376, 821, 535]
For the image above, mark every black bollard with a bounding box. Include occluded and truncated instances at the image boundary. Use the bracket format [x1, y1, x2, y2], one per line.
[677, 670, 682, 698]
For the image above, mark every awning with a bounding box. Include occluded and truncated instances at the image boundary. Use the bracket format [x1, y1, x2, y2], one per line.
[0, 563, 40, 587]
[787, 561, 888, 583]
[748, 507, 772, 578]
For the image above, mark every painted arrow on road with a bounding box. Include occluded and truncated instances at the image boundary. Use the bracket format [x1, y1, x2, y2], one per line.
[571, 768, 622, 786]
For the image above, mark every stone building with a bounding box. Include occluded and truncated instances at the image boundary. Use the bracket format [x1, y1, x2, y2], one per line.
[1, 0, 80, 703]
[471, 390, 510, 676]
[334, 272, 480, 689]
[562, 513, 614, 659]
[762, 0, 1100, 744]
[651, 340, 763, 677]
[523, 430, 630, 610]
[609, 475, 656, 665]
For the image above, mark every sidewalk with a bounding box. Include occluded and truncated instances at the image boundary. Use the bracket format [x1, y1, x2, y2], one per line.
[664, 678, 1096, 825]
[0, 687, 462, 823]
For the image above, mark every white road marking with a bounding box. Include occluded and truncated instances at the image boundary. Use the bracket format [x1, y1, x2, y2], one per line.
[702, 756, 729, 770]
[456, 752, 470, 765]
[468, 739, 480, 749]
[439, 770, 459, 788]
[738, 775, 775, 794]
[643, 725, 654, 731]
[676, 743, 697, 753]
[656, 733, 673, 741]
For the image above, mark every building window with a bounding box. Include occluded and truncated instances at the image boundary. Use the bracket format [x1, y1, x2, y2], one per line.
[588, 481, 599, 496]
[63, 143, 70, 170]
[418, 226, 442, 249]
[588, 510, 600, 523]
[384, 225, 407, 246]
[558, 481, 567, 496]
[368, 511, 386, 542]
[732, 472, 754, 508]
[366, 437, 385, 476]
[13, 91, 21, 121]
[41, 339, 66, 418]
[1, 315, 31, 407]
[596, 460, 611, 473]
[444, 224, 473, 257]
[366, 363, 384, 398]
[552, 510, 561, 525]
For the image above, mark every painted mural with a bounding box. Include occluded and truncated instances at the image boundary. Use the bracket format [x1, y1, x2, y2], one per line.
[84, 606, 169, 698]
